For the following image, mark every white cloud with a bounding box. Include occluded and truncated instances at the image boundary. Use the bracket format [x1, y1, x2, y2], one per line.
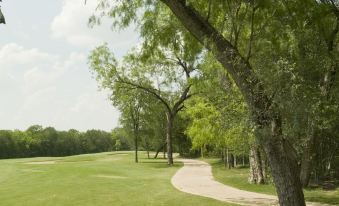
[50, 0, 139, 51]
[0, 43, 119, 131]
[50, 0, 98, 47]
[0, 43, 56, 69]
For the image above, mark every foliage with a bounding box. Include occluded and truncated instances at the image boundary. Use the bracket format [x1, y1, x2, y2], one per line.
[0, 126, 130, 159]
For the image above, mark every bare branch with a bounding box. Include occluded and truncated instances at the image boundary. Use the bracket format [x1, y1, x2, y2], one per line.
[173, 85, 192, 113]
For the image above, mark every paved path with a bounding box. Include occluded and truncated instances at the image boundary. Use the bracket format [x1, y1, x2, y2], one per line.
[171, 159, 331, 206]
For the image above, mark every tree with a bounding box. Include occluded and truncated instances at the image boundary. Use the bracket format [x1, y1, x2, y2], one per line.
[157, 2, 305, 204]
[111, 128, 131, 151]
[89, 42, 200, 165]
[185, 99, 220, 158]
[0, 126, 115, 159]
[118, 89, 148, 163]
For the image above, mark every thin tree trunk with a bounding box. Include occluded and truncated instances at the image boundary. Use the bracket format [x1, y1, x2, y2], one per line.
[234, 155, 237, 167]
[226, 148, 231, 169]
[166, 112, 174, 165]
[163, 145, 166, 159]
[154, 142, 166, 159]
[223, 148, 227, 168]
[300, 120, 316, 187]
[262, 152, 268, 181]
[249, 145, 264, 184]
[134, 128, 138, 163]
[147, 150, 150, 159]
[242, 154, 245, 166]
[230, 153, 234, 168]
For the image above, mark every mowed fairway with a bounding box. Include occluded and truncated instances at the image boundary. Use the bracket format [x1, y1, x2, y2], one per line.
[0, 152, 234, 206]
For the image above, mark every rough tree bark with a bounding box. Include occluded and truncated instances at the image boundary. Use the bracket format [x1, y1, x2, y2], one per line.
[160, 1, 306, 205]
[249, 145, 265, 184]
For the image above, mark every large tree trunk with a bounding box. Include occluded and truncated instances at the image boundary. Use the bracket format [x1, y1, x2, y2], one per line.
[161, 1, 306, 205]
[258, 116, 305, 206]
[249, 145, 265, 184]
[166, 112, 174, 165]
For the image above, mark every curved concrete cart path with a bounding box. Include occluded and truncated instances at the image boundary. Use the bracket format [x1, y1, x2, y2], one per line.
[171, 159, 330, 206]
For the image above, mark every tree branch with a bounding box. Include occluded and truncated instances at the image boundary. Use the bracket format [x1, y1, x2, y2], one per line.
[160, 0, 270, 119]
[116, 76, 172, 112]
[246, 4, 257, 61]
[173, 85, 192, 114]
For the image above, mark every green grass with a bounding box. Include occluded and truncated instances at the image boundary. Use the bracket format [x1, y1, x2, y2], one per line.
[206, 159, 339, 205]
[0, 152, 235, 206]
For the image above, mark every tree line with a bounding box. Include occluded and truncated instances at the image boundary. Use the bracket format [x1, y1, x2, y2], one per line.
[0, 126, 131, 159]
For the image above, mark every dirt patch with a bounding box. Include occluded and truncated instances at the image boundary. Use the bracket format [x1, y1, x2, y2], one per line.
[24, 161, 56, 165]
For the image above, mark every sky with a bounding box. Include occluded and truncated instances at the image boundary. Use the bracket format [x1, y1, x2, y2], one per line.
[0, 0, 139, 131]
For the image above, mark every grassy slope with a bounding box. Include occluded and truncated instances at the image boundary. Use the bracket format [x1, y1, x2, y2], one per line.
[206, 159, 339, 205]
[0, 152, 235, 206]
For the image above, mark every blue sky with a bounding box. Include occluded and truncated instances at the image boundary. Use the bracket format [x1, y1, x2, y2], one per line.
[0, 0, 139, 131]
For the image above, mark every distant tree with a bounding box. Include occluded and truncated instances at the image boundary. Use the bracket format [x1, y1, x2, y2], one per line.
[117, 90, 148, 163]
[89, 41, 200, 165]
[111, 128, 131, 151]
[0, 126, 118, 159]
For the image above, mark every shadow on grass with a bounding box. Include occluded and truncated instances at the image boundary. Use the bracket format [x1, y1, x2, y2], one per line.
[106, 152, 130, 156]
[304, 188, 339, 205]
[306, 196, 339, 205]
[139, 160, 182, 169]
